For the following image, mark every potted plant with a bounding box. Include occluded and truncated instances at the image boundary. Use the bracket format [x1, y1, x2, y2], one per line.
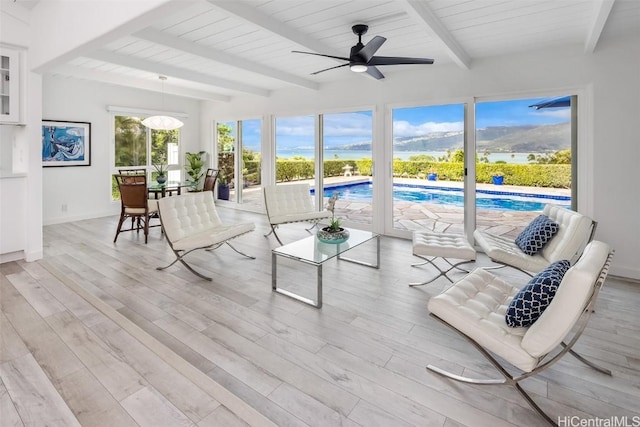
[217, 151, 234, 200]
[492, 171, 504, 185]
[153, 155, 168, 184]
[316, 193, 350, 244]
[427, 167, 438, 181]
[185, 151, 207, 191]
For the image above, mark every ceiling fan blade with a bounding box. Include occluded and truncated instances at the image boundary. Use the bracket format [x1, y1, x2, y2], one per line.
[311, 63, 350, 75]
[291, 50, 350, 61]
[366, 66, 384, 80]
[357, 36, 386, 62]
[368, 56, 435, 66]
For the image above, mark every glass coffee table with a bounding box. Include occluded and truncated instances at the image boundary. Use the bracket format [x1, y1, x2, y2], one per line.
[272, 228, 380, 308]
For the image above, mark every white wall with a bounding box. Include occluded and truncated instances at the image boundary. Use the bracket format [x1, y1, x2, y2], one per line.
[201, 34, 640, 280]
[0, 3, 43, 262]
[41, 76, 203, 224]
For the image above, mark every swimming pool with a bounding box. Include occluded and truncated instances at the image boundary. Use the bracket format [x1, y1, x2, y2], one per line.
[320, 182, 571, 212]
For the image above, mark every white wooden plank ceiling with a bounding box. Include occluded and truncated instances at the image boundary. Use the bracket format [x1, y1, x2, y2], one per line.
[16, 0, 640, 102]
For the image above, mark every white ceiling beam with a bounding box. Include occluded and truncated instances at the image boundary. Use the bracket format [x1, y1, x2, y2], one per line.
[134, 28, 319, 91]
[584, 0, 616, 53]
[206, 0, 340, 61]
[399, 0, 471, 70]
[50, 64, 230, 102]
[86, 50, 270, 97]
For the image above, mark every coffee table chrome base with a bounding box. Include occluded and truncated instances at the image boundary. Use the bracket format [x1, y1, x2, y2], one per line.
[338, 234, 380, 269]
[272, 234, 380, 308]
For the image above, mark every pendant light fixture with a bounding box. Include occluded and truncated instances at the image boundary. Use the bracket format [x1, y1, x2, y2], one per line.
[142, 76, 184, 130]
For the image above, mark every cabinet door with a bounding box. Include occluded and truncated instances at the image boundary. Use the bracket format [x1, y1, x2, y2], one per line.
[0, 48, 20, 123]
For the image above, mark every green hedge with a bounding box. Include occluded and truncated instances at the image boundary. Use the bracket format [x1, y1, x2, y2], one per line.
[274, 159, 571, 188]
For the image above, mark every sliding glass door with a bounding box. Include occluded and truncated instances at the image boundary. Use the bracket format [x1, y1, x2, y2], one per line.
[390, 103, 465, 234]
[216, 118, 263, 208]
[475, 96, 574, 239]
[321, 111, 373, 226]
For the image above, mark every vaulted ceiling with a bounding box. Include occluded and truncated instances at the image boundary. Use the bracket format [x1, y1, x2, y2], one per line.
[16, 0, 640, 103]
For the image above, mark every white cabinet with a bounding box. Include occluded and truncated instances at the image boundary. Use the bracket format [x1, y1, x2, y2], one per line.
[0, 47, 20, 124]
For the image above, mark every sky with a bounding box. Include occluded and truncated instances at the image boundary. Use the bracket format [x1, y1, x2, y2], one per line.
[226, 96, 571, 151]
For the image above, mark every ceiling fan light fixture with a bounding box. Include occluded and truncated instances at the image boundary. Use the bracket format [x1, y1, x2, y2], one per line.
[350, 63, 368, 73]
[142, 76, 183, 131]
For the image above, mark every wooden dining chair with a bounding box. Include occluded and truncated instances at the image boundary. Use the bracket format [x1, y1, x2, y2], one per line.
[113, 174, 160, 244]
[203, 168, 219, 192]
[118, 168, 146, 175]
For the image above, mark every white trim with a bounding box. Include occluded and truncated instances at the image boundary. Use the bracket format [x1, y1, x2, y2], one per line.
[106, 105, 188, 118]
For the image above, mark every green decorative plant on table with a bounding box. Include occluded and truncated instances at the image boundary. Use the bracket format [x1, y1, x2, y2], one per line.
[185, 151, 207, 191]
[317, 193, 350, 244]
[153, 155, 168, 184]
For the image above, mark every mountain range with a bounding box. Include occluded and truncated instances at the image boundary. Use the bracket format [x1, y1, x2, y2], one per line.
[338, 122, 570, 153]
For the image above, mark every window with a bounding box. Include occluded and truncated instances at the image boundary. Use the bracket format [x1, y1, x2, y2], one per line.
[112, 115, 180, 199]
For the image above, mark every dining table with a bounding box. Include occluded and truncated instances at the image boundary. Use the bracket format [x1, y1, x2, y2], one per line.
[147, 181, 192, 198]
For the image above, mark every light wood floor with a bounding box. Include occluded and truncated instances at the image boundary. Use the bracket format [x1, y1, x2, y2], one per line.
[1, 207, 639, 426]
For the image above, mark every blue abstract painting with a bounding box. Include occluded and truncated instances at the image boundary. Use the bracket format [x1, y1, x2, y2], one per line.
[42, 120, 91, 167]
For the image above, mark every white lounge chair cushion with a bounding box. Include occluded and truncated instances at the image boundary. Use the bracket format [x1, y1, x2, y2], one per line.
[473, 231, 551, 272]
[521, 241, 610, 357]
[428, 241, 610, 372]
[474, 204, 594, 273]
[264, 184, 331, 225]
[413, 231, 476, 260]
[428, 268, 536, 372]
[539, 205, 593, 263]
[268, 210, 332, 225]
[158, 192, 255, 251]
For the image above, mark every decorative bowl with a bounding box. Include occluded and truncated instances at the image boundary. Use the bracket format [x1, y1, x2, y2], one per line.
[316, 227, 350, 244]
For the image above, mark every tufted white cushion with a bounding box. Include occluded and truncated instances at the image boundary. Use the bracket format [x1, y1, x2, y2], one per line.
[521, 241, 610, 357]
[428, 268, 536, 372]
[264, 184, 332, 225]
[413, 231, 476, 260]
[474, 204, 594, 273]
[428, 241, 610, 372]
[158, 192, 254, 251]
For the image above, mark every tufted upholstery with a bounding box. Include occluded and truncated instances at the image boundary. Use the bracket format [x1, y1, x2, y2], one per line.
[264, 184, 331, 224]
[428, 240, 611, 372]
[413, 231, 476, 260]
[263, 184, 332, 244]
[158, 192, 254, 251]
[474, 204, 595, 273]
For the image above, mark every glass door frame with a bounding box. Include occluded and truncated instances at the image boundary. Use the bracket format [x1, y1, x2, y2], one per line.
[383, 98, 471, 239]
[214, 117, 264, 211]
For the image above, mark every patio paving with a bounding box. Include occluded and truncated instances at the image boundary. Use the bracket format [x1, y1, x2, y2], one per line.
[229, 177, 570, 239]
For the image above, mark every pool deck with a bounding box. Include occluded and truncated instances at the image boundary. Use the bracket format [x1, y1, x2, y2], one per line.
[233, 176, 570, 239]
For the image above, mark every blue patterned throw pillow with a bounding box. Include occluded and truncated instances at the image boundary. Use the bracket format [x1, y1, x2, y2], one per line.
[505, 260, 571, 327]
[515, 214, 559, 256]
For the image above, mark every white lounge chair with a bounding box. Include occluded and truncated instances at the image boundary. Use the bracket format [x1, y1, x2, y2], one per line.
[156, 191, 255, 280]
[474, 204, 596, 275]
[263, 183, 332, 245]
[427, 240, 614, 426]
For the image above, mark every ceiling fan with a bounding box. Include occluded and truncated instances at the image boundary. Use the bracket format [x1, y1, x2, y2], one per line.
[292, 24, 434, 80]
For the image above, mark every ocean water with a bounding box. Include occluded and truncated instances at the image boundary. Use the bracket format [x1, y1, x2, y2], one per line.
[276, 149, 533, 164]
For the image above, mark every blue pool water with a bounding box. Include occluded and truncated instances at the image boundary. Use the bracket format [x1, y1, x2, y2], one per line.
[320, 182, 571, 212]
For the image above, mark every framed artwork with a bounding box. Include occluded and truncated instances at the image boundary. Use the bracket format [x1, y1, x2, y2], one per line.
[42, 120, 91, 167]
